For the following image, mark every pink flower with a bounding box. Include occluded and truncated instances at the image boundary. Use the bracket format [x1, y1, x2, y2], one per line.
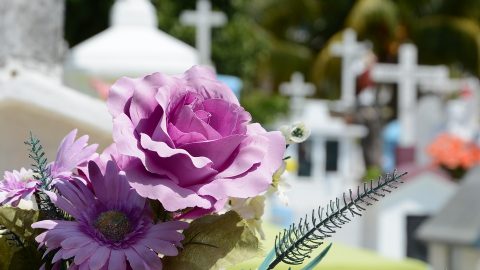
[32, 161, 187, 270]
[49, 129, 98, 183]
[0, 168, 39, 207]
[107, 66, 286, 216]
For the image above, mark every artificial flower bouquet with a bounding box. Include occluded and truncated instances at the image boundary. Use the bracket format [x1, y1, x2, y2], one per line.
[0, 66, 405, 270]
[427, 133, 480, 179]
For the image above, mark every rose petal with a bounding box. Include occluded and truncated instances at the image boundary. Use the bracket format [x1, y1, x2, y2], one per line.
[183, 66, 240, 106]
[202, 99, 251, 136]
[126, 160, 212, 211]
[140, 134, 217, 186]
[198, 131, 285, 199]
[181, 135, 246, 171]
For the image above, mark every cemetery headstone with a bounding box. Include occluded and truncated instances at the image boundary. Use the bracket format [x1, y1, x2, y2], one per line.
[0, 0, 112, 174]
[64, 0, 199, 95]
[415, 96, 444, 165]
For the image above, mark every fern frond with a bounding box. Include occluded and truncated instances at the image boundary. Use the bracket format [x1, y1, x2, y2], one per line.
[24, 133, 52, 189]
[267, 171, 406, 269]
[24, 133, 67, 220]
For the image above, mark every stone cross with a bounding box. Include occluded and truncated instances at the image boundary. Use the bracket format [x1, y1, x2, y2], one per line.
[371, 44, 449, 147]
[180, 0, 227, 65]
[331, 29, 371, 108]
[280, 72, 315, 119]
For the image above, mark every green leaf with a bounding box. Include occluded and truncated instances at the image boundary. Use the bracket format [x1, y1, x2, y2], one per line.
[0, 207, 39, 243]
[163, 211, 262, 270]
[301, 243, 333, 270]
[0, 207, 43, 269]
[257, 247, 276, 270]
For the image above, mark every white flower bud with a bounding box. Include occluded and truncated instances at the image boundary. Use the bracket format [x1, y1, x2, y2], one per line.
[280, 122, 311, 144]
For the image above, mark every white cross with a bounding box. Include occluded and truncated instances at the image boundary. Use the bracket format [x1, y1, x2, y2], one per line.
[280, 72, 315, 119]
[180, 0, 227, 66]
[331, 29, 371, 108]
[371, 44, 449, 147]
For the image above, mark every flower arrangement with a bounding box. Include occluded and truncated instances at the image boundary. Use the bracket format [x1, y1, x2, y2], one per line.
[427, 133, 480, 179]
[0, 66, 405, 269]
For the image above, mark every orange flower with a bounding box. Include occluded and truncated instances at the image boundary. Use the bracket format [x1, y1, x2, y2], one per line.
[427, 133, 480, 170]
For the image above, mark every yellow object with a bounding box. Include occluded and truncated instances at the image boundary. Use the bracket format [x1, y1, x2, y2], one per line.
[229, 223, 427, 270]
[285, 158, 298, 172]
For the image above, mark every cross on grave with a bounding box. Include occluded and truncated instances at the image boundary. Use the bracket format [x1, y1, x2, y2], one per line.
[331, 28, 371, 108]
[180, 0, 227, 66]
[371, 44, 449, 147]
[280, 72, 316, 119]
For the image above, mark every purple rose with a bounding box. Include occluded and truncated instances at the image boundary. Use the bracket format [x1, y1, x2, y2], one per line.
[107, 66, 285, 216]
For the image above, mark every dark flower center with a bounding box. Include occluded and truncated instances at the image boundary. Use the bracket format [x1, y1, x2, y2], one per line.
[94, 210, 132, 242]
[291, 127, 304, 138]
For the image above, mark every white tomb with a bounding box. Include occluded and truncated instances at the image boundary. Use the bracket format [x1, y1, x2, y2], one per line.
[180, 0, 227, 66]
[64, 0, 200, 95]
[417, 167, 480, 270]
[421, 77, 480, 141]
[362, 169, 457, 260]
[275, 71, 368, 246]
[0, 0, 112, 174]
[281, 99, 368, 246]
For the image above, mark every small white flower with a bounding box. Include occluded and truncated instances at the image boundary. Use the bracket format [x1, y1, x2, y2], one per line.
[280, 122, 311, 144]
[230, 196, 266, 239]
[270, 161, 291, 205]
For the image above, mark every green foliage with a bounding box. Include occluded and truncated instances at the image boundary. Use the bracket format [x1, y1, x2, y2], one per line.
[65, 0, 115, 47]
[212, 14, 270, 83]
[346, 0, 399, 58]
[241, 91, 288, 125]
[0, 208, 42, 270]
[24, 134, 65, 221]
[300, 243, 332, 270]
[311, 34, 342, 100]
[362, 166, 383, 182]
[413, 16, 480, 74]
[163, 211, 262, 270]
[267, 171, 406, 269]
[24, 133, 51, 189]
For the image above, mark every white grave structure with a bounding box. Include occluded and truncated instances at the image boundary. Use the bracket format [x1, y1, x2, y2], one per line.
[277, 72, 368, 246]
[180, 0, 227, 66]
[371, 44, 449, 147]
[421, 77, 480, 141]
[0, 0, 112, 174]
[279, 72, 315, 119]
[285, 99, 368, 246]
[64, 0, 199, 95]
[414, 95, 444, 166]
[363, 169, 457, 260]
[417, 167, 480, 270]
[331, 28, 371, 109]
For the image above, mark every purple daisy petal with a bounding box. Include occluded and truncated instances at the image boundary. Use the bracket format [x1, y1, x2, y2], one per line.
[50, 129, 98, 181]
[33, 160, 186, 270]
[0, 168, 38, 207]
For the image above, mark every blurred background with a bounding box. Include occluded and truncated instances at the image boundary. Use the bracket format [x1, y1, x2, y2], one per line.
[2, 0, 480, 269]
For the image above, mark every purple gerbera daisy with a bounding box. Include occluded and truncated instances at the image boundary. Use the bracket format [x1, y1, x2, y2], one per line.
[0, 168, 39, 207]
[33, 160, 188, 270]
[49, 129, 98, 183]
